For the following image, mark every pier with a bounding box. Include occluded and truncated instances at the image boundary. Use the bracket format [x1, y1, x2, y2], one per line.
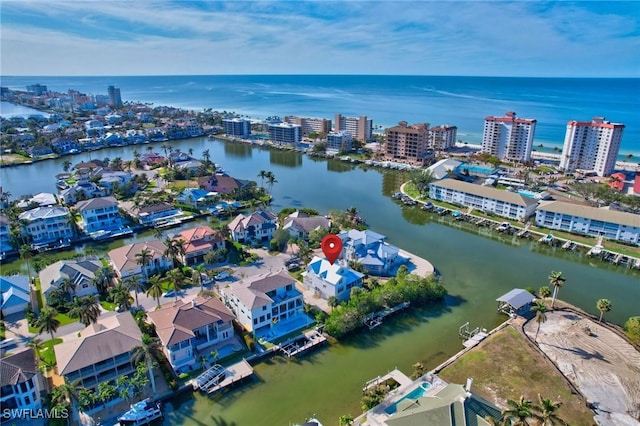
[190, 360, 254, 394]
[363, 302, 410, 330]
[279, 329, 327, 358]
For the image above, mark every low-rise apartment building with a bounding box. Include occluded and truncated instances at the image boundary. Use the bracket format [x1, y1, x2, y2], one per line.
[268, 123, 301, 145]
[429, 179, 538, 221]
[535, 200, 640, 244]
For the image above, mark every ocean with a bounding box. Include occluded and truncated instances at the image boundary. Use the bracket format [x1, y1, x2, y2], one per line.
[1, 75, 639, 156]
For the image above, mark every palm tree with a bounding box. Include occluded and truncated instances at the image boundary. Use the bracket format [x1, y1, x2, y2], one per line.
[192, 264, 206, 292]
[202, 149, 211, 166]
[109, 282, 134, 312]
[257, 170, 268, 190]
[124, 276, 144, 309]
[19, 244, 33, 284]
[37, 307, 60, 343]
[68, 295, 101, 326]
[146, 275, 163, 309]
[548, 271, 566, 309]
[532, 301, 548, 342]
[135, 248, 153, 282]
[327, 296, 338, 312]
[26, 337, 44, 361]
[596, 298, 612, 322]
[346, 206, 359, 223]
[52, 378, 83, 418]
[164, 237, 186, 268]
[167, 269, 187, 302]
[537, 395, 567, 425]
[62, 160, 72, 173]
[131, 334, 163, 394]
[93, 266, 115, 295]
[265, 171, 277, 195]
[502, 396, 541, 426]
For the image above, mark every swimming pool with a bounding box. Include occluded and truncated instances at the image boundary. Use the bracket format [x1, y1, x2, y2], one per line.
[456, 164, 497, 175]
[384, 382, 431, 414]
[517, 189, 537, 198]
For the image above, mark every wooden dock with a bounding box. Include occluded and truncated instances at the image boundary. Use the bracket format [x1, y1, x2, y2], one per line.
[280, 330, 327, 358]
[364, 302, 410, 330]
[204, 359, 254, 394]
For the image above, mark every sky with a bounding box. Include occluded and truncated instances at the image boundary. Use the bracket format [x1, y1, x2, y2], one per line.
[1, 1, 639, 77]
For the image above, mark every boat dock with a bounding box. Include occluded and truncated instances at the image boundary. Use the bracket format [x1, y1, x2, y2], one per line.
[191, 359, 254, 394]
[363, 369, 413, 391]
[458, 322, 489, 348]
[192, 364, 226, 392]
[363, 302, 410, 330]
[280, 329, 327, 358]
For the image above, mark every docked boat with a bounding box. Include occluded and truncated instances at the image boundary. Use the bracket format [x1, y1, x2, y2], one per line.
[115, 398, 162, 426]
[496, 222, 510, 232]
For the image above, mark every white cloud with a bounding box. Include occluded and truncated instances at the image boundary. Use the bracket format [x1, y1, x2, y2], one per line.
[1, 1, 638, 76]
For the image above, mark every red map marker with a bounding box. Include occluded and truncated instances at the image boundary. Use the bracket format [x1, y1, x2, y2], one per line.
[321, 234, 343, 265]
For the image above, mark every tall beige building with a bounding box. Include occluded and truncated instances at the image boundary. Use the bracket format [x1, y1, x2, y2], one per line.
[283, 116, 331, 137]
[384, 121, 429, 164]
[429, 125, 457, 150]
[334, 114, 373, 142]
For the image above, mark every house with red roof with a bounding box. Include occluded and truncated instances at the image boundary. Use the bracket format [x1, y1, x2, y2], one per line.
[634, 174, 640, 196]
[608, 172, 626, 192]
[177, 226, 225, 266]
[197, 174, 250, 194]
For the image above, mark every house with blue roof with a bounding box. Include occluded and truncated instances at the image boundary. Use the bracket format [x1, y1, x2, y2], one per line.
[0, 276, 31, 316]
[302, 256, 364, 302]
[338, 229, 405, 276]
[176, 188, 215, 207]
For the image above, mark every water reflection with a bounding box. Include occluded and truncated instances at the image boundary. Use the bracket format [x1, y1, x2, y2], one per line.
[223, 142, 252, 158]
[269, 150, 302, 167]
[326, 159, 354, 173]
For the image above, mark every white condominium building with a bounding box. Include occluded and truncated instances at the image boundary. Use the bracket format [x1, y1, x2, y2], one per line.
[481, 111, 536, 162]
[559, 117, 625, 177]
[222, 118, 251, 137]
[334, 113, 373, 142]
[268, 122, 301, 145]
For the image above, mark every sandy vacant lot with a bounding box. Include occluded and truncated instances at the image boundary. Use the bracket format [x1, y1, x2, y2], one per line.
[525, 310, 640, 426]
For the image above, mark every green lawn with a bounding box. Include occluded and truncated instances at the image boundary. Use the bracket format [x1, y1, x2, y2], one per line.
[39, 338, 63, 366]
[54, 312, 77, 326]
[101, 301, 116, 311]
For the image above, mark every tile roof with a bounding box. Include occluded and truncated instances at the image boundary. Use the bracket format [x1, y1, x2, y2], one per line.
[283, 215, 331, 234]
[228, 210, 277, 232]
[227, 271, 294, 310]
[55, 312, 142, 376]
[39, 259, 101, 295]
[0, 348, 38, 387]
[108, 240, 167, 274]
[18, 206, 70, 222]
[148, 297, 235, 346]
[178, 226, 224, 254]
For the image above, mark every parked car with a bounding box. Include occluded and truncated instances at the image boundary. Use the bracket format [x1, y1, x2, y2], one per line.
[214, 271, 230, 281]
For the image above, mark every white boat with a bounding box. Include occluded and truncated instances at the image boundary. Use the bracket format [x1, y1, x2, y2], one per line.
[115, 398, 162, 426]
[496, 222, 510, 232]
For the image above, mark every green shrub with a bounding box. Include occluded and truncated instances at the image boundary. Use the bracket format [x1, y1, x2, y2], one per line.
[624, 316, 640, 345]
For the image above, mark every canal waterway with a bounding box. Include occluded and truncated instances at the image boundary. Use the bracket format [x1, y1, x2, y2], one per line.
[1, 138, 639, 425]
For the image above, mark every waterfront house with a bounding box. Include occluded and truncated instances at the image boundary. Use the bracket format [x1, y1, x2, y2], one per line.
[0, 348, 44, 415]
[338, 229, 404, 276]
[0, 214, 12, 255]
[16, 192, 58, 209]
[133, 202, 181, 225]
[84, 119, 105, 138]
[220, 271, 304, 334]
[367, 380, 501, 426]
[176, 188, 215, 207]
[176, 226, 225, 266]
[59, 182, 108, 205]
[302, 256, 364, 302]
[18, 206, 74, 247]
[282, 211, 331, 241]
[39, 259, 101, 303]
[147, 297, 235, 373]
[197, 174, 251, 194]
[429, 179, 538, 221]
[76, 196, 125, 235]
[27, 145, 54, 158]
[174, 159, 203, 174]
[535, 200, 640, 244]
[98, 171, 133, 193]
[227, 210, 277, 243]
[108, 240, 172, 279]
[0, 275, 31, 316]
[54, 312, 144, 392]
